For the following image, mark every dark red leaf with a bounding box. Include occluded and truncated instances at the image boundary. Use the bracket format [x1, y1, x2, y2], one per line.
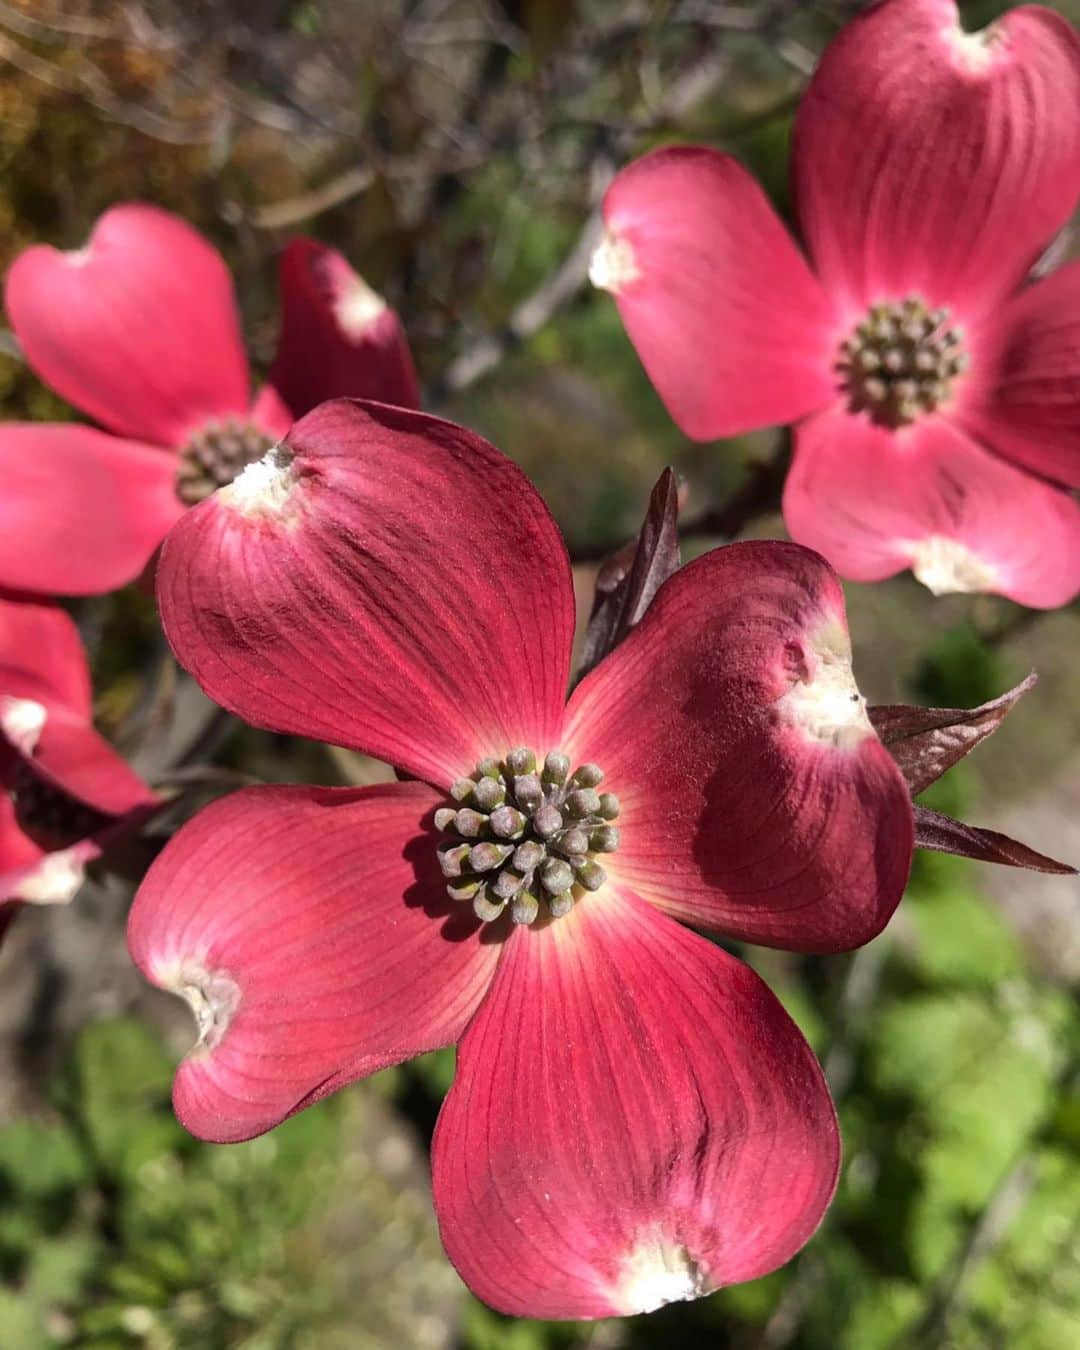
[913, 804, 1075, 875]
[869, 673, 1036, 797]
[579, 468, 681, 678]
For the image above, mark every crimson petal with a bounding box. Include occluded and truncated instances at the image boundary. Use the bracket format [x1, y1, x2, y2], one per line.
[156, 400, 575, 788]
[269, 238, 421, 418]
[0, 592, 91, 715]
[564, 541, 912, 953]
[127, 782, 500, 1143]
[5, 204, 251, 446]
[794, 0, 1080, 314]
[432, 888, 839, 1319]
[595, 146, 836, 439]
[0, 425, 182, 596]
[958, 260, 1080, 488]
[784, 408, 1080, 609]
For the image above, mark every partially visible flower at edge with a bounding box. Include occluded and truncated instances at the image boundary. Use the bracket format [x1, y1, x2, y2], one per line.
[128, 397, 916, 1320]
[0, 207, 420, 597]
[0, 591, 157, 932]
[591, 0, 1080, 609]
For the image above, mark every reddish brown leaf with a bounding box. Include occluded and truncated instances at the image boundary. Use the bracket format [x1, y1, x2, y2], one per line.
[579, 468, 681, 678]
[868, 673, 1036, 797]
[913, 804, 1075, 875]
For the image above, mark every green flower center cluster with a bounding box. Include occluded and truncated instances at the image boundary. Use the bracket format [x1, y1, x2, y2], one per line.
[838, 297, 968, 427]
[176, 420, 277, 504]
[436, 748, 620, 927]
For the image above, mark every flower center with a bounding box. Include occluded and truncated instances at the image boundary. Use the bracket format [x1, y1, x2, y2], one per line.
[436, 748, 620, 927]
[10, 764, 108, 852]
[837, 297, 968, 427]
[175, 420, 277, 505]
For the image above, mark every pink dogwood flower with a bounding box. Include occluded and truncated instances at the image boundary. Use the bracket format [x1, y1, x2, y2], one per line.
[591, 0, 1080, 609]
[1, 207, 419, 597]
[128, 399, 915, 1318]
[1, 591, 155, 926]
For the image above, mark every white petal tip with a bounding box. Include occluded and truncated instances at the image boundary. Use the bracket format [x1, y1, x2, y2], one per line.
[220, 444, 298, 516]
[944, 20, 1004, 74]
[910, 535, 998, 596]
[775, 614, 873, 751]
[15, 849, 86, 906]
[0, 696, 47, 755]
[589, 227, 640, 293]
[611, 1241, 711, 1315]
[156, 961, 241, 1053]
[335, 274, 388, 339]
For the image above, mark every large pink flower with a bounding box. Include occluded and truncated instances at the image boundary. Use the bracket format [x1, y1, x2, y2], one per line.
[1, 207, 419, 597]
[128, 399, 914, 1318]
[592, 0, 1080, 609]
[0, 591, 156, 923]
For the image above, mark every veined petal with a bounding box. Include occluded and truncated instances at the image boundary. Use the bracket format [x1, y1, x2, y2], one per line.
[156, 400, 575, 789]
[432, 887, 839, 1319]
[5, 204, 251, 446]
[127, 782, 500, 1143]
[784, 408, 1080, 610]
[269, 238, 421, 418]
[0, 592, 91, 715]
[0, 425, 182, 596]
[564, 542, 912, 953]
[958, 259, 1080, 488]
[23, 709, 157, 817]
[596, 147, 836, 439]
[794, 0, 1080, 313]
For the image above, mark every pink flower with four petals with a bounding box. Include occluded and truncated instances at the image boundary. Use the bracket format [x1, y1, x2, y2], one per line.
[129, 399, 915, 1318]
[1, 207, 418, 597]
[592, 0, 1080, 608]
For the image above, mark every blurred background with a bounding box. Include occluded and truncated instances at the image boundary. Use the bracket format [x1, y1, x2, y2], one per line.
[1, 1, 1079, 1346]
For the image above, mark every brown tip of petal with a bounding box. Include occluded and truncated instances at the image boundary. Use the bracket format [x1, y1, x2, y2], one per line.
[775, 614, 873, 751]
[217, 444, 299, 517]
[160, 962, 241, 1054]
[610, 1239, 712, 1315]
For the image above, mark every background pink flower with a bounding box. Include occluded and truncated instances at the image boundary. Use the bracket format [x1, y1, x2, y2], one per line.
[127, 399, 916, 1318]
[0, 591, 155, 920]
[592, 0, 1080, 608]
[0, 205, 419, 598]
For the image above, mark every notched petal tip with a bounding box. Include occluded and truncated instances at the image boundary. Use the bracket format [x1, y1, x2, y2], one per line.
[589, 226, 640, 293]
[156, 960, 241, 1055]
[610, 1238, 712, 1315]
[217, 443, 299, 518]
[0, 696, 47, 756]
[335, 272, 388, 338]
[14, 848, 87, 906]
[909, 535, 998, 596]
[943, 16, 1005, 74]
[774, 613, 873, 751]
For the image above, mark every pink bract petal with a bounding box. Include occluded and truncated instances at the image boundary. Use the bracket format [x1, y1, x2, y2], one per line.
[248, 382, 294, 441]
[564, 541, 912, 953]
[958, 260, 1080, 488]
[156, 400, 575, 789]
[784, 408, 1080, 610]
[794, 0, 1080, 314]
[596, 147, 836, 439]
[0, 425, 182, 596]
[0, 796, 98, 908]
[5, 204, 251, 446]
[269, 238, 421, 418]
[432, 887, 839, 1319]
[0, 592, 91, 715]
[24, 709, 156, 817]
[128, 782, 499, 1143]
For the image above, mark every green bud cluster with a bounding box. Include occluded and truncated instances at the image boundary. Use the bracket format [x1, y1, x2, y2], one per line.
[435, 747, 620, 926]
[838, 296, 968, 427]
